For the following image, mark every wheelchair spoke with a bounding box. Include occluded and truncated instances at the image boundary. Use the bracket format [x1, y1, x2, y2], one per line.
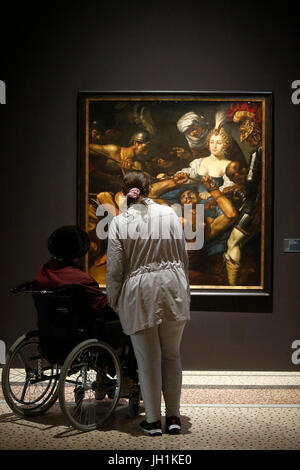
[20, 378, 30, 403]
[59, 339, 122, 431]
[16, 351, 27, 368]
[72, 399, 84, 421]
[2, 335, 59, 417]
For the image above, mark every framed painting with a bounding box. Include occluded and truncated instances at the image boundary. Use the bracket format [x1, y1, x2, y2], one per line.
[78, 91, 272, 296]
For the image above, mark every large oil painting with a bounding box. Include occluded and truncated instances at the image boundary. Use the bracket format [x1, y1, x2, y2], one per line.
[78, 92, 272, 296]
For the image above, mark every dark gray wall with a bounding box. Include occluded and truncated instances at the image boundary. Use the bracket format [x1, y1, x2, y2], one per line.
[1, 3, 299, 370]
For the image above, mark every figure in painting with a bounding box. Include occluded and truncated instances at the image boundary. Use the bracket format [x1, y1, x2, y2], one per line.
[89, 130, 151, 174]
[224, 103, 262, 285]
[173, 111, 210, 161]
[88, 130, 152, 268]
[178, 125, 234, 194]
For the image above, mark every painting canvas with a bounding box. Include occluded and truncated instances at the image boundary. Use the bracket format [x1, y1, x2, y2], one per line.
[78, 92, 272, 296]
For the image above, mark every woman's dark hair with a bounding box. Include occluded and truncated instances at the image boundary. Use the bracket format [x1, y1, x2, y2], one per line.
[122, 170, 150, 207]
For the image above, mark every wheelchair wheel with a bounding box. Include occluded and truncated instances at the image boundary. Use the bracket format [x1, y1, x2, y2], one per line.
[58, 338, 121, 431]
[2, 332, 59, 417]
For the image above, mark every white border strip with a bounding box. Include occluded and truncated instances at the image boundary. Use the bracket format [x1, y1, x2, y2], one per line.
[182, 371, 300, 377]
[179, 403, 300, 408]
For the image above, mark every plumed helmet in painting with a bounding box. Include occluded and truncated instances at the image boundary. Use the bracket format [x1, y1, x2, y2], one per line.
[130, 130, 151, 144]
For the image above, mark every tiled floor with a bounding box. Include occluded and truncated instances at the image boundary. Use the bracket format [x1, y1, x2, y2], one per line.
[0, 371, 300, 451]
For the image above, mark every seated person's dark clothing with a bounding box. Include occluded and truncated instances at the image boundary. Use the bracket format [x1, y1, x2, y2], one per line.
[34, 257, 109, 320]
[34, 257, 137, 381]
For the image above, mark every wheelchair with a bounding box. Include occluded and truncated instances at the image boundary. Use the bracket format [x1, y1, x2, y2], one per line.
[1, 282, 141, 432]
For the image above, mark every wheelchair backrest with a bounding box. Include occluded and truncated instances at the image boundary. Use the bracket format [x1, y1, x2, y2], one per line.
[32, 284, 86, 365]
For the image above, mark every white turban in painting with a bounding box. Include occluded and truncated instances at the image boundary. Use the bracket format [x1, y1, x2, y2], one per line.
[177, 112, 209, 150]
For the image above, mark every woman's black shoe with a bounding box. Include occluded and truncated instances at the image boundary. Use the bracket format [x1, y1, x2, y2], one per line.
[139, 420, 162, 436]
[166, 416, 181, 434]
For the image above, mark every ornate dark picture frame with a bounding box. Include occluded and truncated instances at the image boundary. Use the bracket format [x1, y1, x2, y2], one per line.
[78, 91, 272, 296]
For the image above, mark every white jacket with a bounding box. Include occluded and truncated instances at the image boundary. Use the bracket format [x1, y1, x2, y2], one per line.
[106, 198, 191, 335]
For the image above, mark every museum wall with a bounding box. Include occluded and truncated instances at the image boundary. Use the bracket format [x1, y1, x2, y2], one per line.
[0, 3, 299, 370]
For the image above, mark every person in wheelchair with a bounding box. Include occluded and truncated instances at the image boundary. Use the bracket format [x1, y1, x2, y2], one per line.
[34, 225, 138, 399]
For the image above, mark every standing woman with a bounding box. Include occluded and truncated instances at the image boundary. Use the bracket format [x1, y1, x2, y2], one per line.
[106, 170, 190, 436]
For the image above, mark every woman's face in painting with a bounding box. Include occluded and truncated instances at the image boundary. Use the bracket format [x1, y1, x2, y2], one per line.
[209, 133, 225, 158]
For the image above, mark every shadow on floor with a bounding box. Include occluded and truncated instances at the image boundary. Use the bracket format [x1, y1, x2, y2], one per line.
[0, 402, 193, 439]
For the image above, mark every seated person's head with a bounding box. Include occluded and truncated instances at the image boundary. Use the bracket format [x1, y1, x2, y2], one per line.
[47, 226, 90, 264]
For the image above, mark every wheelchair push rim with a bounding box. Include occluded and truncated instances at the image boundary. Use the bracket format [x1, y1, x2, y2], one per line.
[58, 338, 122, 432]
[1, 333, 59, 417]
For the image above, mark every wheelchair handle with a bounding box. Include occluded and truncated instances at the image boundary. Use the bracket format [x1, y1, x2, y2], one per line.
[10, 281, 33, 293]
[9, 281, 54, 295]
